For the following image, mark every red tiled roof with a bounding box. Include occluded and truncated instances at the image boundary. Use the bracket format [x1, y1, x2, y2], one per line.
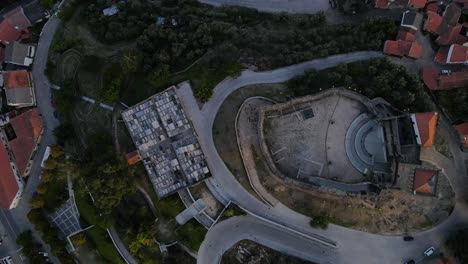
[438, 71, 468, 90]
[397, 31, 416, 41]
[375, 0, 390, 8]
[125, 151, 141, 165]
[3, 7, 31, 32]
[2, 71, 32, 89]
[383, 40, 420, 58]
[383, 40, 412, 57]
[424, 11, 442, 35]
[442, 3, 461, 26]
[408, 0, 427, 8]
[454, 123, 468, 147]
[423, 68, 468, 90]
[414, 112, 438, 147]
[9, 108, 43, 177]
[422, 67, 439, 90]
[425, 2, 439, 12]
[437, 23, 462, 46]
[0, 142, 19, 209]
[413, 169, 437, 195]
[0, 19, 20, 45]
[434, 46, 450, 64]
[408, 43, 422, 58]
[447, 44, 468, 64]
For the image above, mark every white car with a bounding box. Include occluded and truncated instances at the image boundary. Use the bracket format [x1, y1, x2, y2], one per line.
[424, 246, 435, 257]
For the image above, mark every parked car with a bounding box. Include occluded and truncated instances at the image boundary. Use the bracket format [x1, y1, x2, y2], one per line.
[403, 236, 414, 241]
[440, 70, 451, 75]
[424, 246, 435, 257]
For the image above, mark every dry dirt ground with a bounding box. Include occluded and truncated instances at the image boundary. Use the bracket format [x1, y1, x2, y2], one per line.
[215, 85, 455, 235]
[213, 84, 292, 200]
[190, 182, 223, 219]
[221, 240, 315, 264]
[263, 93, 366, 183]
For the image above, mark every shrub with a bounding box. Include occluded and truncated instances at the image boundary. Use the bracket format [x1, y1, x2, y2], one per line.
[309, 214, 330, 230]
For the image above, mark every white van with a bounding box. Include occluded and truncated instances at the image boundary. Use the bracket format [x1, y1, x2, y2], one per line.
[424, 246, 435, 257]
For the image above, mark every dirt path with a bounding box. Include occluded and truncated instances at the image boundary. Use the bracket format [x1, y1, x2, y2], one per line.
[236, 97, 279, 207]
[136, 184, 157, 217]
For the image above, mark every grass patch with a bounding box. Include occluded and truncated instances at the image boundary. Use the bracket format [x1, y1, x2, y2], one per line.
[434, 129, 451, 158]
[219, 203, 246, 222]
[176, 219, 207, 252]
[84, 227, 123, 264]
[74, 187, 123, 264]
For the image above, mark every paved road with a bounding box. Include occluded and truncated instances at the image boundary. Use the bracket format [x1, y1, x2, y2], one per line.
[199, 0, 329, 14]
[198, 215, 335, 264]
[107, 228, 138, 264]
[0, 16, 61, 264]
[174, 51, 468, 264]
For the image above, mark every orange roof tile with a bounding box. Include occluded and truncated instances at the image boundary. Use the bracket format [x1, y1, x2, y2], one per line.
[0, 142, 19, 209]
[438, 71, 468, 90]
[434, 46, 450, 64]
[397, 31, 416, 41]
[414, 112, 438, 147]
[413, 169, 437, 195]
[437, 23, 462, 46]
[2, 71, 32, 89]
[424, 11, 442, 34]
[447, 44, 468, 64]
[422, 67, 439, 90]
[375, 0, 390, 8]
[3, 7, 31, 32]
[425, 2, 439, 12]
[454, 123, 468, 147]
[383, 40, 413, 57]
[9, 108, 43, 177]
[0, 19, 20, 45]
[408, 43, 422, 58]
[125, 151, 141, 165]
[408, 0, 427, 8]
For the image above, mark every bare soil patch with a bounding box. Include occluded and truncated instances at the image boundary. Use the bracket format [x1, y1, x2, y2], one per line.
[190, 182, 223, 219]
[213, 84, 292, 200]
[222, 240, 315, 264]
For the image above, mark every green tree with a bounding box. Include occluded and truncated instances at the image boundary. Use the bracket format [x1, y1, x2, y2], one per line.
[121, 50, 142, 73]
[309, 214, 330, 230]
[71, 233, 87, 247]
[54, 123, 76, 146]
[50, 145, 65, 158]
[44, 159, 57, 170]
[41, 0, 55, 9]
[30, 196, 45, 209]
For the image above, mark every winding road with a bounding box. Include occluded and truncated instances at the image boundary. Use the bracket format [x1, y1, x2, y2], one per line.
[174, 51, 468, 264]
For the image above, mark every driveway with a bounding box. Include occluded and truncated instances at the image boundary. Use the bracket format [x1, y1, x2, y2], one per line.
[174, 51, 468, 264]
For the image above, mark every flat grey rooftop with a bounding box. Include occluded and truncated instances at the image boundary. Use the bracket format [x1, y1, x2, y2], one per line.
[122, 86, 211, 197]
